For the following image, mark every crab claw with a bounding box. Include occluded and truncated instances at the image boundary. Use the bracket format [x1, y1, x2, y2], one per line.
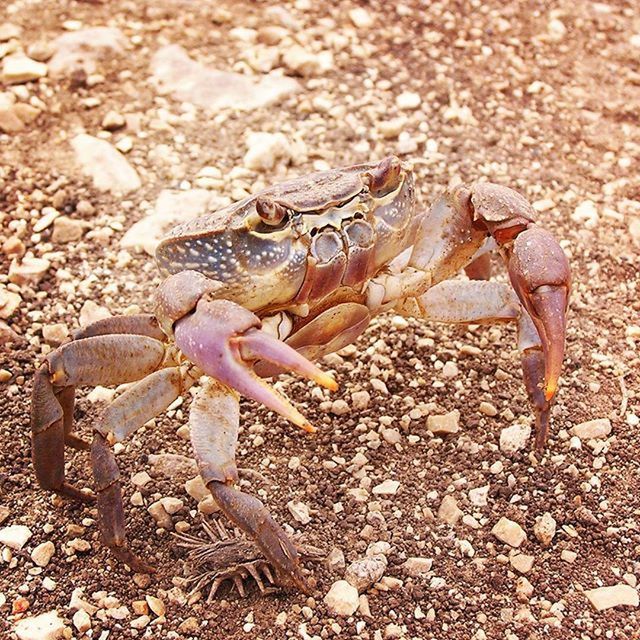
[174, 298, 336, 432]
[507, 227, 570, 403]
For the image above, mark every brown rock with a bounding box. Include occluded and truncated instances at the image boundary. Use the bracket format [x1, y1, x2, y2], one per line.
[52, 216, 84, 243]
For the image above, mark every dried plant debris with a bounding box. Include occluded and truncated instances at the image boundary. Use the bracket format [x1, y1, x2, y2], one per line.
[174, 518, 324, 600]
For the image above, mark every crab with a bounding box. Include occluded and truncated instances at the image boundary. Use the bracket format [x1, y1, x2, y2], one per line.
[31, 156, 570, 593]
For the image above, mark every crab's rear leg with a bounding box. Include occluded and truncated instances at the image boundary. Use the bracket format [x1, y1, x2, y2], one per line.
[31, 334, 165, 498]
[31, 332, 182, 569]
[188, 378, 308, 592]
[91, 365, 196, 571]
[31, 366, 93, 502]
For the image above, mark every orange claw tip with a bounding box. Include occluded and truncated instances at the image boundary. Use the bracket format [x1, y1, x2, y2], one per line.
[544, 383, 558, 402]
[287, 408, 317, 433]
[300, 421, 317, 434]
[317, 373, 339, 392]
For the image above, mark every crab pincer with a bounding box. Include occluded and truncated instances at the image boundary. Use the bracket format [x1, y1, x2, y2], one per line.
[469, 183, 571, 448]
[173, 298, 337, 432]
[505, 227, 570, 447]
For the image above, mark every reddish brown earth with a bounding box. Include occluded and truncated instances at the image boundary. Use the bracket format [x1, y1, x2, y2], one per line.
[1, 0, 639, 639]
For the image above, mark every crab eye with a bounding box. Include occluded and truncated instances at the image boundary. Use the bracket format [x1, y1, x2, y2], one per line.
[364, 156, 403, 196]
[256, 197, 289, 226]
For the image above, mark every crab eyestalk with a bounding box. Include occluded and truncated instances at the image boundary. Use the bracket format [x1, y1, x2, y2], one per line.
[256, 197, 289, 226]
[364, 155, 403, 196]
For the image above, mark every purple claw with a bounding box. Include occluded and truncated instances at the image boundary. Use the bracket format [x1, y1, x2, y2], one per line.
[174, 299, 336, 431]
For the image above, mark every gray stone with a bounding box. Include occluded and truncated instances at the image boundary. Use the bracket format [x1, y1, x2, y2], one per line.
[71, 134, 141, 195]
[150, 45, 300, 111]
[49, 27, 126, 76]
[120, 189, 230, 255]
[345, 554, 387, 592]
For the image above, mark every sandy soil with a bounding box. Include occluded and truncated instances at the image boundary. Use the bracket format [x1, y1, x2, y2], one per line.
[1, 0, 639, 638]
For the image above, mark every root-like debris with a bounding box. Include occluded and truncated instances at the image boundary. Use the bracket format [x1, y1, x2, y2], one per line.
[174, 518, 324, 600]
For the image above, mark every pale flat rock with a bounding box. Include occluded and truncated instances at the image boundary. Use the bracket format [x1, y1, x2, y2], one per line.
[243, 131, 291, 171]
[492, 517, 527, 548]
[571, 418, 612, 440]
[0, 285, 22, 319]
[468, 485, 489, 507]
[159, 497, 183, 515]
[79, 300, 111, 327]
[72, 609, 91, 634]
[324, 580, 359, 616]
[427, 409, 460, 434]
[499, 420, 531, 453]
[349, 7, 375, 28]
[281, 45, 334, 77]
[0, 22, 22, 41]
[71, 134, 141, 195]
[49, 27, 127, 76]
[148, 453, 197, 480]
[287, 500, 311, 525]
[150, 45, 300, 111]
[372, 479, 400, 496]
[2, 55, 47, 84]
[120, 189, 230, 255]
[31, 541, 55, 567]
[533, 512, 557, 546]
[184, 476, 209, 502]
[0, 93, 41, 133]
[0, 524, 33, 550]
[585, 584, 639, 611]
[14, 610, 65, 640]
[438, 495, 463, 525]
[8, 256, 50, 285]
[510, 554, 535, 574]
[401, 557, 433, 577]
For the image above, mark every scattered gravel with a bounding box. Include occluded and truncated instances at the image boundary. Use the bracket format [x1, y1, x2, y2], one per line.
[1, 0, 639, 638]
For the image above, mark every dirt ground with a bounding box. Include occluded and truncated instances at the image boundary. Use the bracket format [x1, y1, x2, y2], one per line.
[1, 0, 640, 638]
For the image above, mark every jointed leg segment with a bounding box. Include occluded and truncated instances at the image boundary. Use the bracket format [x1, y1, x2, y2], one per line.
[31, 314, 190, 570]
[189, 379, 307, 592]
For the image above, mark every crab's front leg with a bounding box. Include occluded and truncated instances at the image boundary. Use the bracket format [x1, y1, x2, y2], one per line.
[391, 182, 570, 448]
[155, 271, 336, 590]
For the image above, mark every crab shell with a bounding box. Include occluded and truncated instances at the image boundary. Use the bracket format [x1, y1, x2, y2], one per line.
[155, 158, 418, 316]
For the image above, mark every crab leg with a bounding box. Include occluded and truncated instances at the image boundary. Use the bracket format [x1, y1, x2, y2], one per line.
[31, 366, 93, 502]
[173, 297, 336, 433]
[396, 279, 551, 446]
[72, 313, 165, 342]
[463, 238, 496, 281]
[31, 332, 176, 569]
[189, 378, 308, 592]
[401, 182, 570, 447]
[31, 336, 165, 496]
